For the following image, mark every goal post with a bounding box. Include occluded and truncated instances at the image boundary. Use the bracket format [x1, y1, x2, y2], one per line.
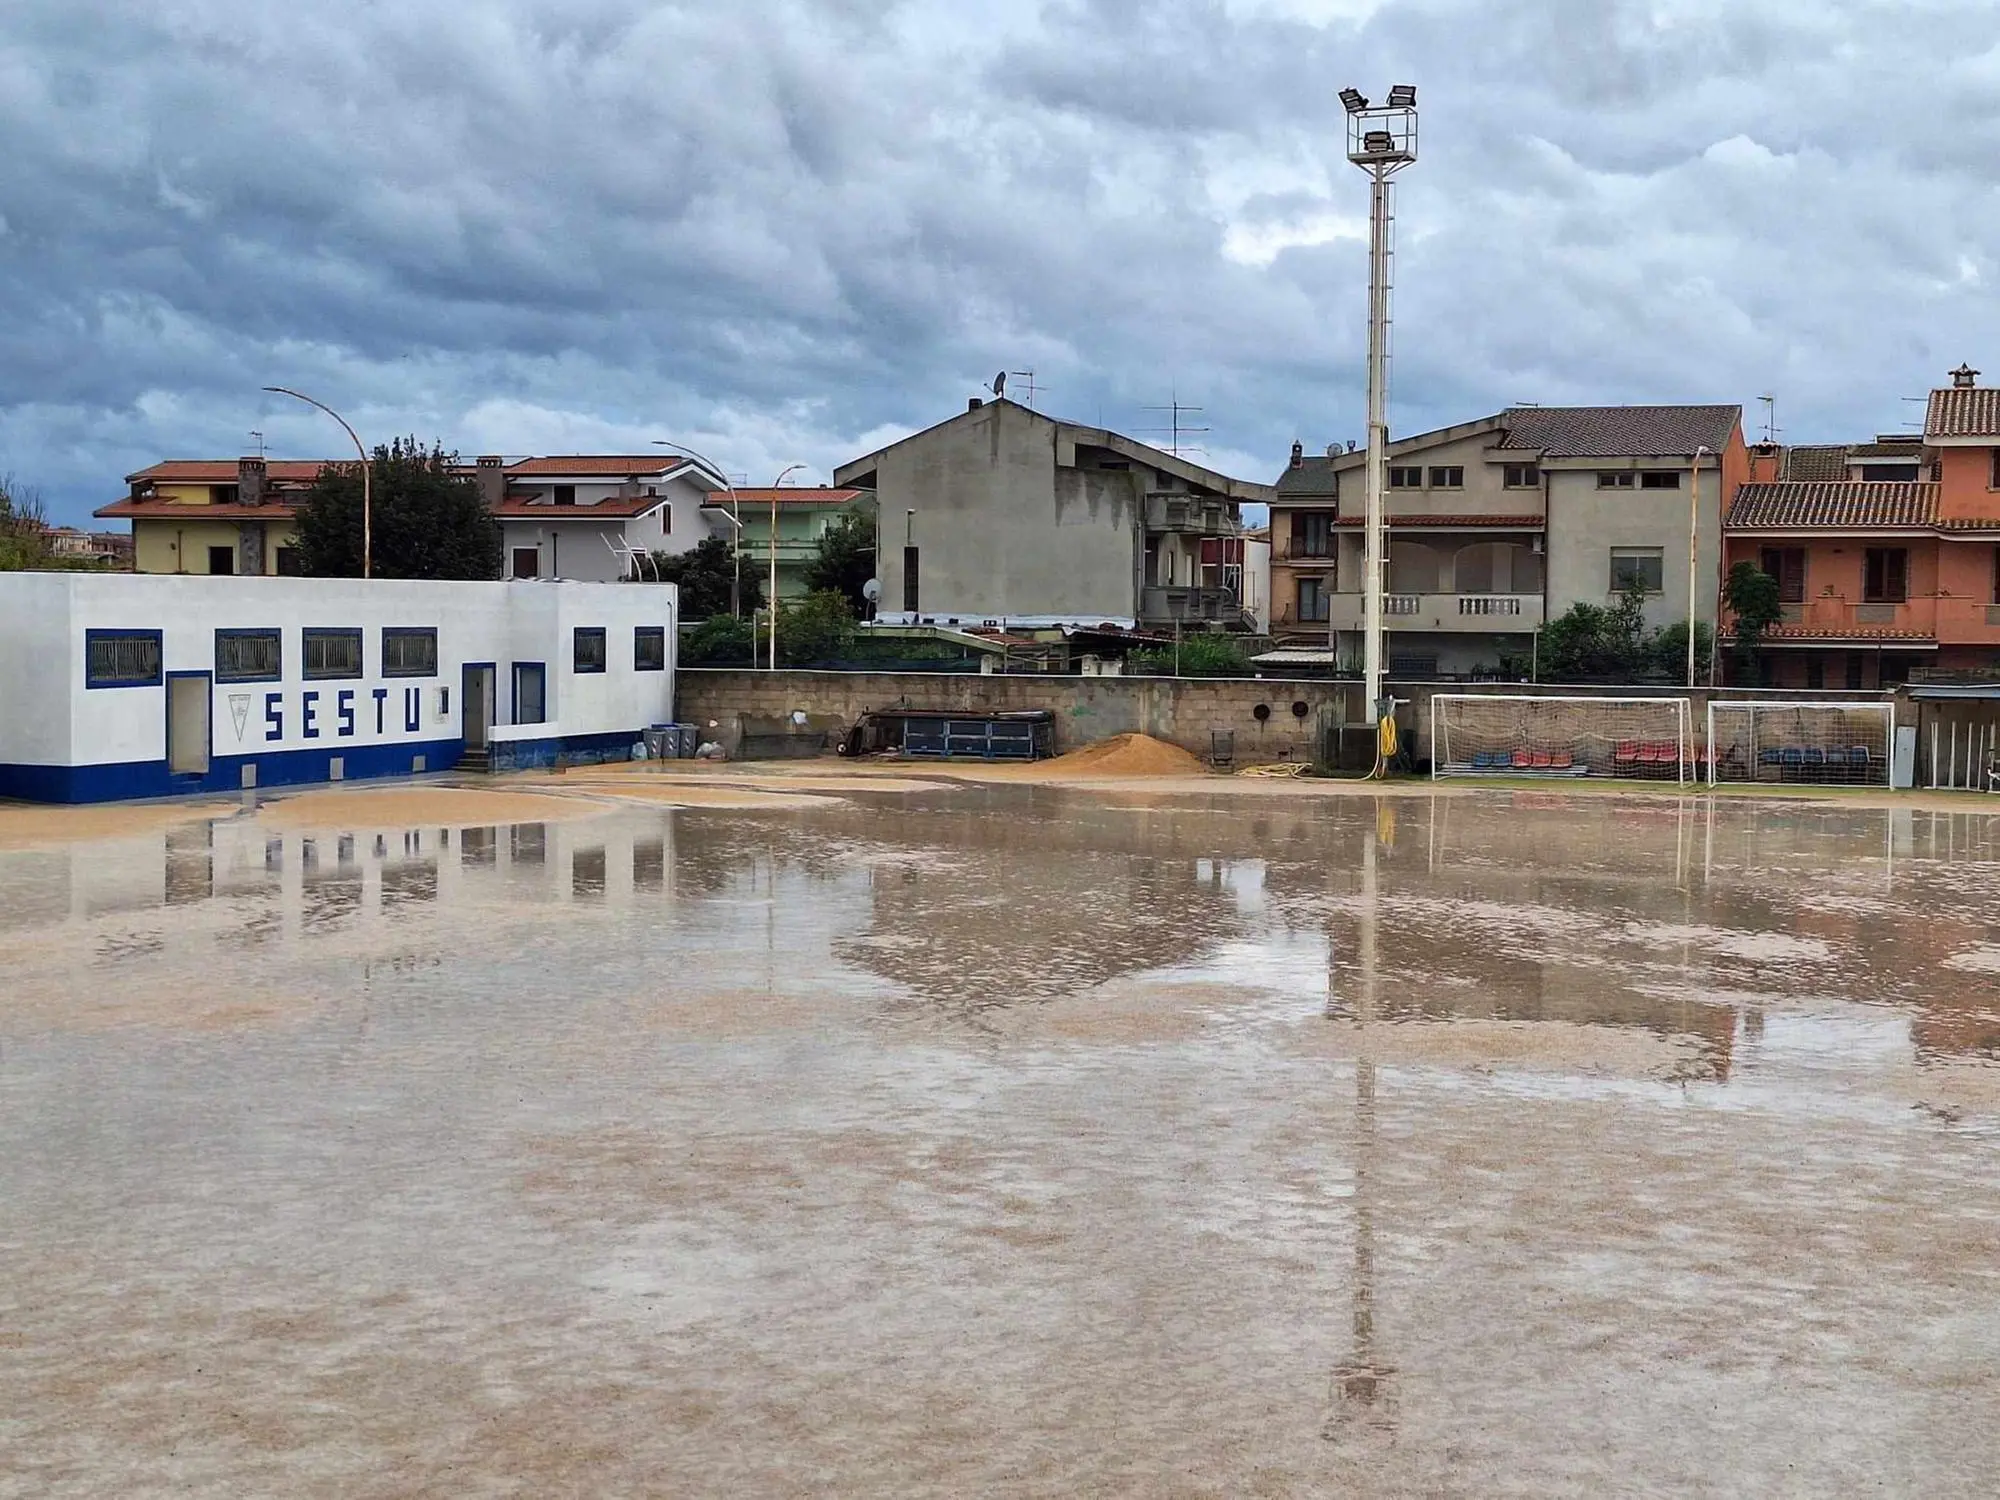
[1430, 695, 1694, 783]
[1706, 700, 1895, 788]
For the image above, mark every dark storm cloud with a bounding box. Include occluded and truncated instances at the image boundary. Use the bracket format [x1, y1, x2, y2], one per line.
[4, 0, 2000, 520]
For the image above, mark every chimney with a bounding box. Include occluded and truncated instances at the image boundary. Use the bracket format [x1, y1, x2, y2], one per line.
[1952, 363, 1980, 389]
[237, 456, 267, 506]
[476, 455, 505, 510]
[1289, 440, 1303, 469]
[968, 397, 983, 411]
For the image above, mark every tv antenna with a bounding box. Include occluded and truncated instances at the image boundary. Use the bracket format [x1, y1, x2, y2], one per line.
[248, 429, 265, 457]
[1005, 369, 1043, 409]
[1139, 393, 1209, 457]
[1757, 394, 1779, 445]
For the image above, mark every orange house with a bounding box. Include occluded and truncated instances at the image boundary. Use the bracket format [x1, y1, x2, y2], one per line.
[1722, 366, 2000, 688]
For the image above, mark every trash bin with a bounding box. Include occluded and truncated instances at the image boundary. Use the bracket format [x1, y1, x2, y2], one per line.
[643, 725, 671, 760]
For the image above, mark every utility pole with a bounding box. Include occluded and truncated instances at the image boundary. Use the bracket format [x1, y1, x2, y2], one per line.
[1340, 85, 1418, 729]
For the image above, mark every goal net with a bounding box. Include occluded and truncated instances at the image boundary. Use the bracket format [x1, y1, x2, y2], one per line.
[1706, 701, 1894, 787]
[1431, 695, 1694, 782]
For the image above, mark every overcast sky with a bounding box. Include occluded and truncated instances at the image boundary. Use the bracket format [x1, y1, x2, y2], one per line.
[5, 0, 2000, 523]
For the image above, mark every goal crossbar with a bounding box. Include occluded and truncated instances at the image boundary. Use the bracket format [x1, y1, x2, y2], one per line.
[1706, 699, 1895, 788]
[1431, 694, 1694, 784]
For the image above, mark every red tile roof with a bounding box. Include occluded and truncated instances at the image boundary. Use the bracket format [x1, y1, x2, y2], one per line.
[1330, 513, 1543, 528]
[1759, 624, 1936, 642]
[492, 496, 668, 519]
[95, 498, 302, 520]
[505, 456, 684, 478]
[1727, 481, 1938, 531]
[1926, 387, 2000, 439]
[126, 460, 342, 484]
[703, 487, 866, 506]
[1779, 445, 1852, 481]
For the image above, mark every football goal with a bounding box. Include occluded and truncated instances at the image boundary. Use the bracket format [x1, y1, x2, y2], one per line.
[1431, 695, 1694, 783]
[1706, 700, 1894, 787]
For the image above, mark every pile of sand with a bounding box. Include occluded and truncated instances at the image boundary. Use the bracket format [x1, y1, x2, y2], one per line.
[1027, 733, 1206, 779]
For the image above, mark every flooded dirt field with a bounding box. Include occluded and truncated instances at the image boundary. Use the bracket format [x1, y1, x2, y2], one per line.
[4, 781, 2000, 1496]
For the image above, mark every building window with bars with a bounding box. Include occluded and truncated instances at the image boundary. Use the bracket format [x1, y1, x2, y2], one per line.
[573, 627, 607, 673]
[635, 626, 667, 671]
[382, 627, 439, 678]
[215, 628, 282, 683]
[85, 629, 163, 689]
[302, 628, 363, 680]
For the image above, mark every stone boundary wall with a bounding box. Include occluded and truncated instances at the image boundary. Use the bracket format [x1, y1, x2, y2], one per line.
[676, 669, 1904, 763]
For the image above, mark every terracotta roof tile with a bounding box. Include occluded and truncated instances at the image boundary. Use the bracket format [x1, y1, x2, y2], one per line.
[505, 455, 687, 477]
[1498, 404, 1740, 457]
[1849, 440, 1924, 458]
[1330, 513, 1543, 528]
[1780, 445, 1852, 481]
[126, 460, 340, 484]
[1726, 481, 1937, 530]
[95, 499, 301, 520]
[1275, 456, 1341, 497]
[706, 488, 867, 506]
[1926, 387, 2000, 438]
[493, 496, 667, 519]
[1760, 624, 1936, 642]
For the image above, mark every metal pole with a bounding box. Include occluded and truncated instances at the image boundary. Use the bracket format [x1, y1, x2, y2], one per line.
[651, 440, 739, 614]
[1362, 165, 1390, 723]
[1688, 445, 1708, 686]
[263, 386, 368, 578]
[769, 488, 780, 670]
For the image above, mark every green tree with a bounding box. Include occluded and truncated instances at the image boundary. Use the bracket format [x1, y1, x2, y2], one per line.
[1537, 580, 1656, 682]
[1649, 619, 1716, 682]
[769, 589, 857, 665]
[645, 536, 761, 620]
[1128, 632, 1250, 677]
[801, 509, 877, 613]
[294, 439, 502, 579]
[681, 614, 756, 665]
[1723, 560, 1783, 686]
[0, 474, 53, 571]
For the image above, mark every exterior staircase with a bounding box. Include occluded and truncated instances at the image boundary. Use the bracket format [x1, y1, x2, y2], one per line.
[458, 745, 491, 775]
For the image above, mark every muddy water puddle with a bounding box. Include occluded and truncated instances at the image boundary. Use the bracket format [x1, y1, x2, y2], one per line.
[4, 787, 2000, 1495]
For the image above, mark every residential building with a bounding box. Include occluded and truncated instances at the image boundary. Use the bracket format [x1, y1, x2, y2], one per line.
[707, 487, 874, 602]
[1721, 365, 2000, 688]
[45, 528, 134, 567]
[1270, 405, 1746, 678]
[833, 398, 1275, 630]
[99, 453, 732, 581]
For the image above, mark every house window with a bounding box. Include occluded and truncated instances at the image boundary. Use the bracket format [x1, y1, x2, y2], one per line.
[1610, 547, 1664, 594]
[382, 627, 439, 678]
[1640, 471, 1681, 490]
[1846, 653, 1865, 691]
[1597, 472, 1637, 489]
[553, 484, 576, 507]
[661, 506, 671, 535]
[302, 628, 362, 680]
[215, 628, 282, 683]
[274, 546, 302, 577]
[207, 545, 235, 575]
[1869, 462, 1920, 482]
[1389, 653, 1439, 678]
[1503, 463, 1539, 489]
[85, 629, 163, 689]
[1806, 656, 1825, 690]
[1388, 466, 1423, 488]
[635, 626, 667, 671]
[1290, 511, 1334, 558]
[903, 546, 920, 612]
[1991, 450, 2000, 489]
[1863, 548, 1908, 603]
[1759, 547, 1806, 604]
[1296, 577, 1329, 623]
[1428, 465, 1464, 489]
[573, 627, 607, 673]
[512, 547, 540, 579]
[209, 484, 239, 505]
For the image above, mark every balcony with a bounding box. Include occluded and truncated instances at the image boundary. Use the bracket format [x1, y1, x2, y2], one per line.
[1145, 494, 1240, 536]
[1273, 542, 1339, 563]
[1141, 585, 1250, 627]
[1748, 596, 1939, 641]
[1323, 592, 1545, 633]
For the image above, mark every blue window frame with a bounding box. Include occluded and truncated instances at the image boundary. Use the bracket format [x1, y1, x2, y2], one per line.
[382, 627, 439, 678]
[215, 627, 282, 683]
[573, 627, 607, 674]
[634, 626, 666, 671]
[85, 629, 163, 688]
[302, 628, 363, 680]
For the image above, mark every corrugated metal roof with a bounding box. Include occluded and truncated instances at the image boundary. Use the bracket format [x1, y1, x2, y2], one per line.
[1498, 404, 1740, 457]
[1726, 481, 1937, 530]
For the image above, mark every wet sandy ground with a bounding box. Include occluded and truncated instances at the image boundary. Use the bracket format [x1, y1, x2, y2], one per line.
[4, 785, 2000, 1495]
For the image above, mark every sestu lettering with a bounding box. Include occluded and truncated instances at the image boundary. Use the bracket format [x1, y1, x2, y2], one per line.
[301, 690, 320, 739]
[337, 689, 355, 738]
[250, 682, 449, 748]
[404, 687, 421, 733]
[265, 693, 283, 742]
[373, 687, 389, 735]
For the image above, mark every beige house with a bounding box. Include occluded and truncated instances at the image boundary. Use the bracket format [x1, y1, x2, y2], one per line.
[1270, 406, 1748, 678]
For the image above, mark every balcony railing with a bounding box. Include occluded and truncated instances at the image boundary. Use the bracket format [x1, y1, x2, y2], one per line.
[1274, 542, 1338, 562]
[1145, 494, 1241, 536]
[1141, 585, 1248, 625]
[1324, 592, 1545, 632]
[1742, 597, 1939, 638]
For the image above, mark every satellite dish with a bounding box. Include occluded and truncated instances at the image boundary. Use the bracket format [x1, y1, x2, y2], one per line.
[992, 371, 1006, 398]
[862, 578, 882, 602]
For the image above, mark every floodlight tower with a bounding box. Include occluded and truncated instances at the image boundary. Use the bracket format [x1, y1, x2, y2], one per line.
[1341, 84, 1418, 730]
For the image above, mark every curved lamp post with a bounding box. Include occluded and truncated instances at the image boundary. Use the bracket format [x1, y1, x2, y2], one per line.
[264, 387, 369, 578]
[652, 439, 740, 615]
[769, 463, 808, 670]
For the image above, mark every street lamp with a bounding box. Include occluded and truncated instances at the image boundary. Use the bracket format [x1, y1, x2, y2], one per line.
[1689, 444, 1710, 687]
[652, 439, 740, 615]
[264, 387, 369, 578]
[768, 464, 808, 670]
[1342, 83, 1418, 737]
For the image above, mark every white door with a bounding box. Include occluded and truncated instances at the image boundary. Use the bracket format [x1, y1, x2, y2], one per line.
[167, 675, 211, 776]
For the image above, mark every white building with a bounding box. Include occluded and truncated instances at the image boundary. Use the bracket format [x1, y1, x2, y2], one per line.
[0, 574, 677, 803]
[494, 455, 730, 582]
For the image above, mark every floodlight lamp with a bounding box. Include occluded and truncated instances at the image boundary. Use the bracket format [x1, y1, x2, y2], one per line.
[1362, 130, 1396, 154]
[1387, 84, 1416, 108]
[1339, 88, 1369, 113]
